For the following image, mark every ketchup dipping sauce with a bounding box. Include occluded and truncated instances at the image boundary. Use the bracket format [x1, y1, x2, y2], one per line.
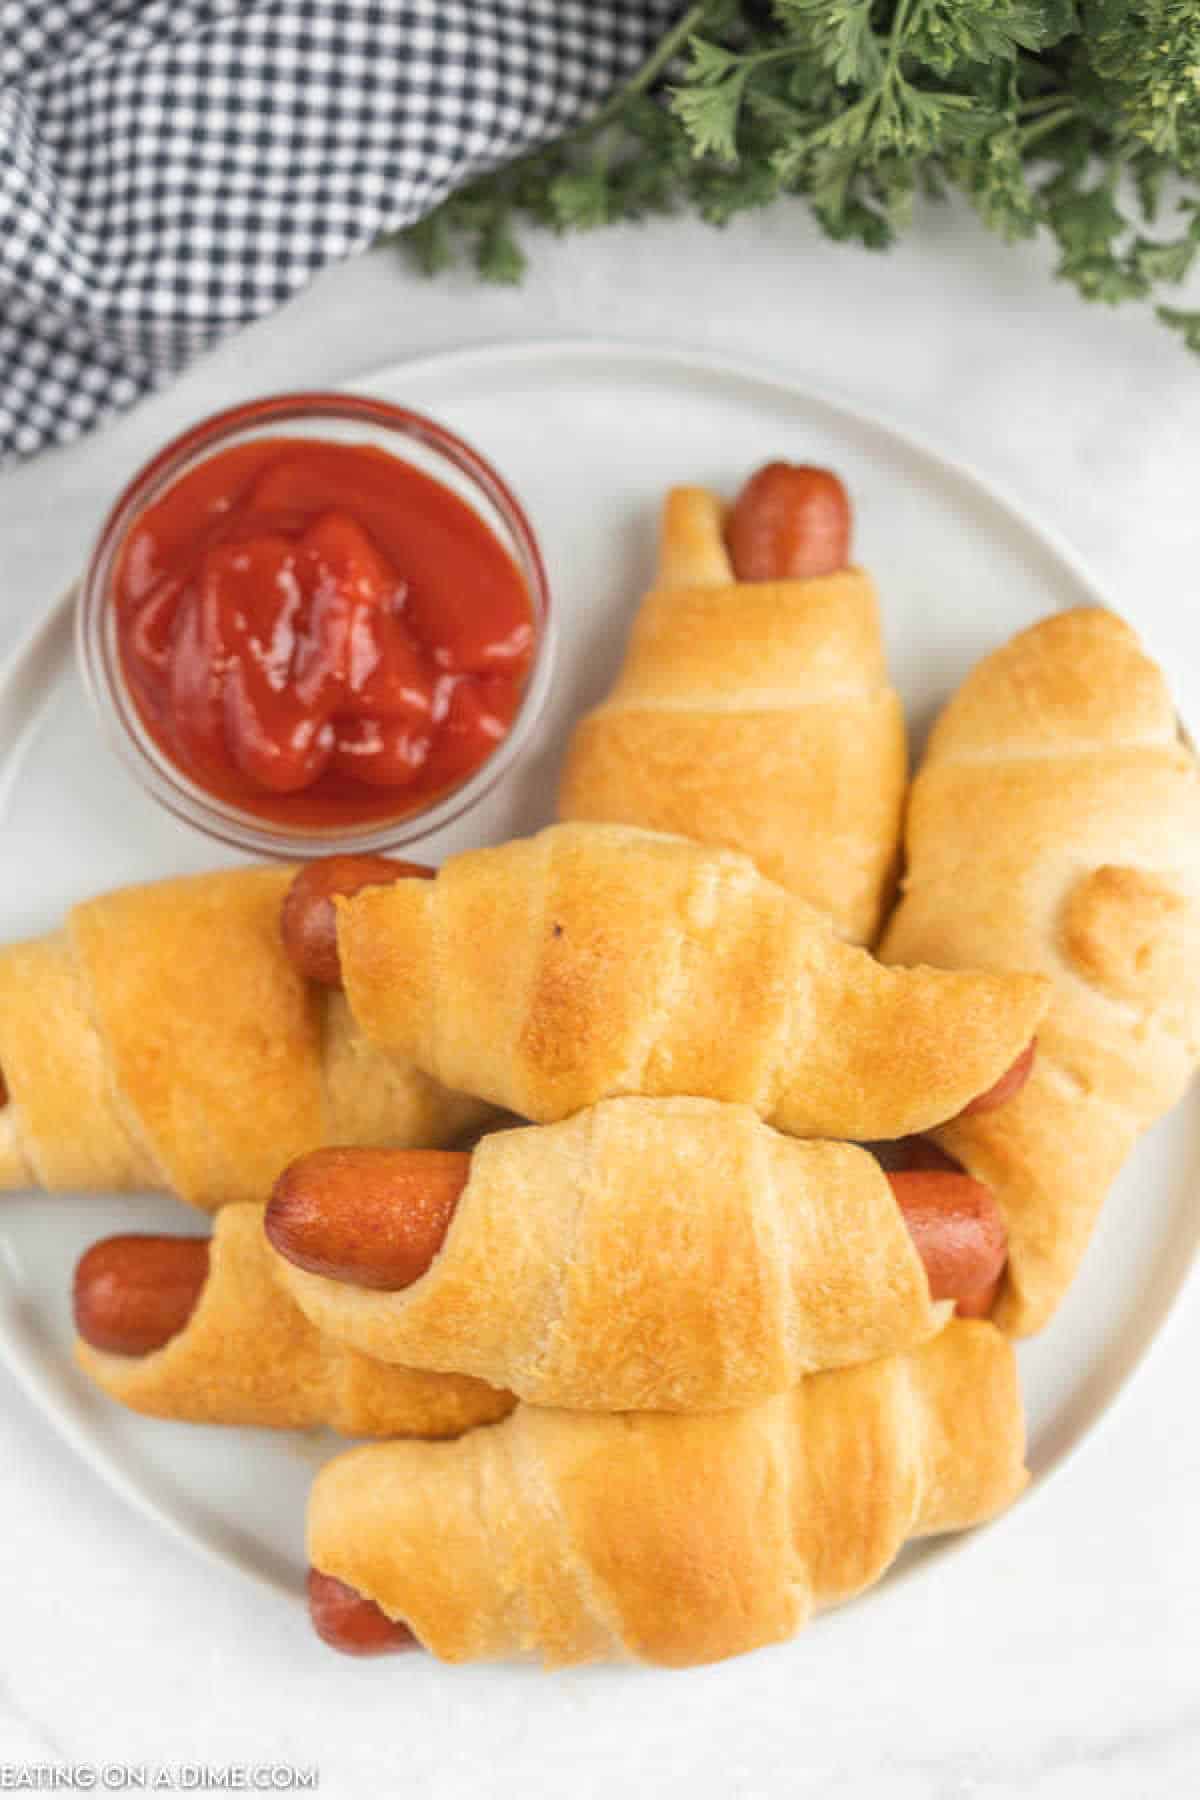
[79, 396, 551, 852]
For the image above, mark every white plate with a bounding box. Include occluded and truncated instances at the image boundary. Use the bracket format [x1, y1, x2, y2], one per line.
[0, 339, 1196, 1616]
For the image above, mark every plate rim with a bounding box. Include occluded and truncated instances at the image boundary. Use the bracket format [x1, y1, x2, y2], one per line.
[1, 332, 1195, 1620]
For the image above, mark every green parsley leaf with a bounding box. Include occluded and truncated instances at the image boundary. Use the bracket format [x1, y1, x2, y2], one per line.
[396, 0, 1200, 349]
[672, 67, 751, 163]
[1158, 303, 1200, 348]
[476, 214, 526, 285]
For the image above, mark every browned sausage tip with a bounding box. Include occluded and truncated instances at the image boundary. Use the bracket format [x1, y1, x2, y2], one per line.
[886, 1170, 1008, 1316]
[266, 1147, 470, 1291]
[280, 854, 435, 987]
[307, 1569, 420, 1656]
[73, 1235, 211, 1357]
[725, 463, 852, 583]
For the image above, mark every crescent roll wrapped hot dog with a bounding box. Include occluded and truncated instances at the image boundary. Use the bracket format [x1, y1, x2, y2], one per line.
[285, 823, 1049, 1141]
[266, 1098, 1008, 1409]
[73, 1204, 513, 1436]
[559, 467, 907, 943]
[0, 865, 491, 1211]
[881, 609, 1200, 1334]
[306, 1320, 1027, 1667]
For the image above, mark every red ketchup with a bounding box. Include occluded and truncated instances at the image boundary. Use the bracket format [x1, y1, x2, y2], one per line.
[113, 438, 535, 827]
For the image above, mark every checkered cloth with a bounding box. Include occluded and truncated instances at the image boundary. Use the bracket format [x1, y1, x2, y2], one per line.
[0, 1, 677, 464]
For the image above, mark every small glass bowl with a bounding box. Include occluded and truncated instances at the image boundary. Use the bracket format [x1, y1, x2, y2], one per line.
[76, 392, 555, 859]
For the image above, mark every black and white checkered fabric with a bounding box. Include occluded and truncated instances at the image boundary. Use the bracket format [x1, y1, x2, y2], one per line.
[0, 1, 677, 463]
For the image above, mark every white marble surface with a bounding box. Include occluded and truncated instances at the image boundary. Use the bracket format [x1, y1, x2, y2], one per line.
[0, 198, 1198, 1796]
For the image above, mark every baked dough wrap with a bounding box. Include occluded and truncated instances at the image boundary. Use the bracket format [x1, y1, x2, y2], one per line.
[75, 1204, 513, 1437]
[308, 1320, 1027, 1668]
[881, 609, 1200, 1335]
[273, 1096, 949, 1409]
[336, 822, 1050, 1140]
[558, 486, 907, 943]
[0, 867, 491, 1210]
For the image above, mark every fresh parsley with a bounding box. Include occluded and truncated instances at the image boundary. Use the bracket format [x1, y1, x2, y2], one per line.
[400, 1, 1200, 346]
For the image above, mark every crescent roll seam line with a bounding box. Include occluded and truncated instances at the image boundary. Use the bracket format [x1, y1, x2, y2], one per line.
[772, 1396, 814, 1631]
[509, 1417, 625, 1664]
[66, 936, 164, 1192]
[760, 1127, 798, 1384]
[589, 689, 888, 715]
[623, 856, 717, 1096]
[477, 1433, 532, 1656]
[0, 1107, 30, 1184]
[900, 1360, 931, 1540]
[526, 1119, 595, 1394]
[536, 1454, 628, 1665]
[937, 733, 1181, 765]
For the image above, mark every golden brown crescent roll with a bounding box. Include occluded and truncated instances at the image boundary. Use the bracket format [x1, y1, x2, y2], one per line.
[0, 867, 491, 1210]
[881, 608, 1200, 1334]
[335, 822, 1049, 1140]
[558, 486, 907, 943]
[308, 1320, 1027, 1668]
[75, 1204, 513, 1437]
[273, 1097, 950, 1409]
